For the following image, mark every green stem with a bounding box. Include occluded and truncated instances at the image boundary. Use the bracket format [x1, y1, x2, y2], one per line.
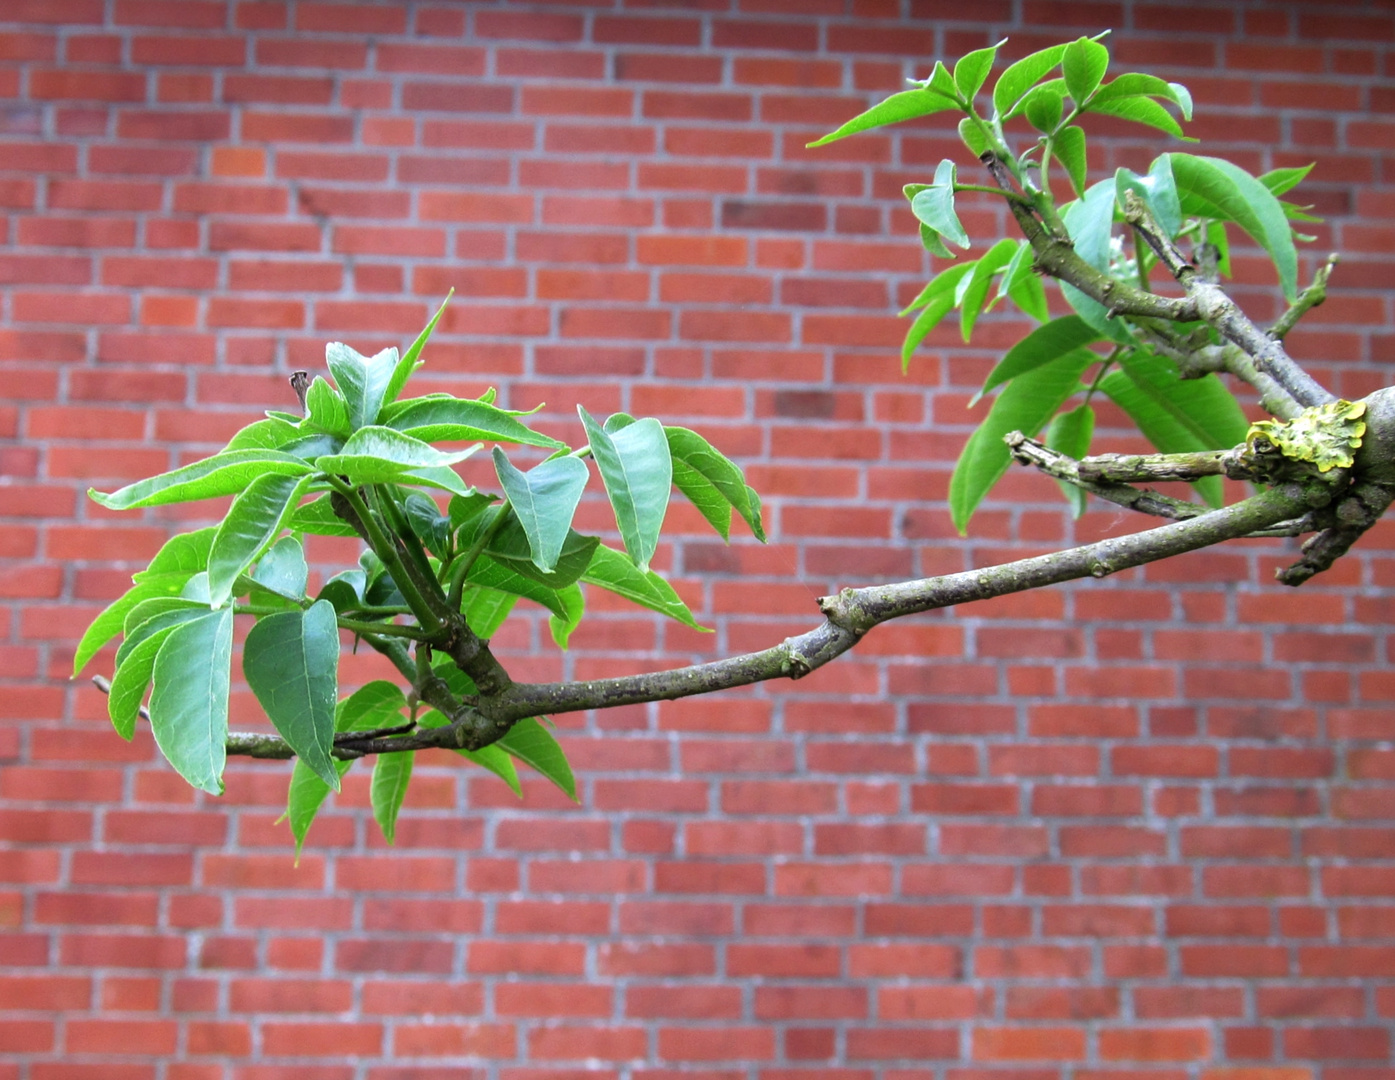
[954, 182, 1033, 204]
[337, 617, 429, 640]
[323, 474, 444, 635]
[445, 500, 511, 610]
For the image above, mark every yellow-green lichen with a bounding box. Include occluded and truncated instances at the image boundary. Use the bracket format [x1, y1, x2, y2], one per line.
[1247, 399, 1367, 473]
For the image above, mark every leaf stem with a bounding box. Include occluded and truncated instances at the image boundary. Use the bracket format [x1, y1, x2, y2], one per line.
[445, 500, 512, 611]
[322, 474, 444, 635]
[336, 617, 429, 640]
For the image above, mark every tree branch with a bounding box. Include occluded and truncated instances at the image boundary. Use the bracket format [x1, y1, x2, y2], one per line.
[1122, 191, 1336, 411]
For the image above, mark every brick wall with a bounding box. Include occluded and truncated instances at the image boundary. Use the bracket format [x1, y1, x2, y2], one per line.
[2, 1, 1394, 1077]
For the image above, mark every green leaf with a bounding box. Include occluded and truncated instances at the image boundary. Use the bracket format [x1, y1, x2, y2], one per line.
[460, 587, 517, 639]
[326, 342, 398, 431]
[287, 495, 359, 538]
[137, 528, 217, 580]
[398, 464, 473, 499]
[1060, 179, 1133, 345]
[925, 60, 957, 100]
[498, 717, 576, 801]
[1206, 220, 1232, 278]
[993, 42, 1069, 118]
[1045, 403, 1095, 518]
[949, 346, 1096, 533]
[149, 607, 234, 795]
[909, 160, 969, 249]
[336, 680, 407, 732]
[304, 377, 351, 439]
[1024, 88, 1063, 133]
[284, 757, 354, 857]
[580, 408, 672, 573]
[207, 473, 308, 608]
[243, 600, 341, 789]
[416, 707, 522, 795]
[1169, 153, 1299, 301]
[1260, 163, 1313, 197]
[491, 448, 589, 574]
[1091, 72, 1193, 119]
[484, 518, 600, 589]
[957, 116, 990, 157]
[665, 426, 766, 543]
[806, 88, 959, 147]
[401, 491, 451, 559]
[73, 574, 191, 677]
[899, 261, 977, 370]
[549, 583, 584, 650]
[960, 237, 1019, 343]
[315, 426, 479, 484]
[450, 491, 497, 535]
[1115, 348, 1249, 450]
[1116, 153, 1183, 238]
[1100, 368, 1224, 507]
[1051, 124, 1088, 198]
[992, 239, 1049, 322]
[252, 536, 308, 601]
[225, 417, 301, 453]
[385, 292, 451, 406]
[90, 451, 314, 511]
[107, 626, 175, 740]
[976, 315, 1102, 403]
[117, 598, 208, 667]
[1063, 35, 1109, 104]
[582, 543, 707, 631]
[468, 555, 577, 621]
[371, 751, 413, 844]
[384, 396, 565, 450]
[1089, 94, 1188, 139]
[954, 38, 1005, 101]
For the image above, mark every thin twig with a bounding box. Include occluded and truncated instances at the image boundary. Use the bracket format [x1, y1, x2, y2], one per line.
[1270, 253, 1338, 341]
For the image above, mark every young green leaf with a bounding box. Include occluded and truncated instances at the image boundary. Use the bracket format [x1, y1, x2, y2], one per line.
[252, 536, 309, 601]
[581, 543, 707, 631]
[370, 751, 413, 844]
[460, 587, 517, 640]
[549, 583, 584, 650]
[1090, 94, 1189, 139]
[73, 575, 191, 678]
[384, 291, 452, 406]
[1063, 35, 1109, 105]
[491, 448, 589, 574]
[335, 680, 407, 733]
[1115, 348, 1249, 450]
[1116, 153, 1183, 239]
[975, 315, 1102, 403]
[325, 342, 399, 431]
[806, 88, 958, 147]
[207, 473, 309, 608]
[1045, 403, 1095, 518]
[225, 416, 301, 453]
[383, 396, 566, 450]
[987, 239, 1044, 320]
[900, 261, 978, 370]
[1051, 124, 1088, 198]
[284, 758, 354, 857]
[1060, 179, 1134, 344]
[498, 717, 576, 801]
[107, 626, 176, 740]
[1260, 163, 1314, 197]
[315, 426, 480, 484]
[90, 451, 314, 511]
[1090, 72, 1192, 119]
[305, 377, 352, 439]
[288, 495, 360, 538]
[992, 42, 1069, 119]
[1170, 153, 1299, 300]
[960, 237, 1020, 342]
[909, 161, 970, 249]
[401, 491, 452, 559]
[949, 347, 1097, 533]
[1024, 88, 1064, 133]
[580, 408, 672, 573]
[148, 607, 234, 795]
[243, 600, 341, 789]
[954, 38, 1005, 101]
[957, 116, 991, 157]
[1099, 368, 1224, 507]
[665, 426, 766, 542]
[485, 519, 600, 589]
